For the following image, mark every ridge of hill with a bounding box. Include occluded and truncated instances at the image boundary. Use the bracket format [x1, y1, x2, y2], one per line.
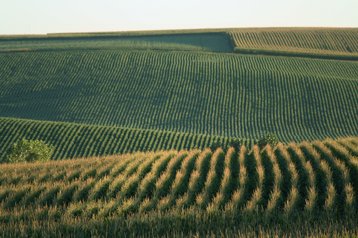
[1, 28, 357, 60]
[230, 28, 358, 60]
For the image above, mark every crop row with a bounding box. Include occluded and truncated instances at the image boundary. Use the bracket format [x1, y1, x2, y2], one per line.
[0, 117, 250, 161]
[229, 28, 358, 58]
[0, 50, 357, 141]
[0, 136, 357, 237]
[0, 137, 356, 216]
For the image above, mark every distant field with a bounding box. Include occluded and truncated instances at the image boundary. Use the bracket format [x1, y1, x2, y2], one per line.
[0, 49, 357, 144]
[0, 117, 251, 162]
[0, 32, 232, 52]
[0, 137, 357, 236]
[230, 28, 358, 60]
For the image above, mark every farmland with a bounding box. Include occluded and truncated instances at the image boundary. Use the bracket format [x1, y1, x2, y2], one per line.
[0, 137, 357, 236]
[0, 46, 357, 147]
[230, 28, 358, 60]
[0, 32, 232, 53]
[0, 28, 357, 236]
[0, 117, 252, 162]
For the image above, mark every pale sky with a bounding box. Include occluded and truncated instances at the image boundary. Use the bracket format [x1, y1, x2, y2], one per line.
[1, 0, 357, 35]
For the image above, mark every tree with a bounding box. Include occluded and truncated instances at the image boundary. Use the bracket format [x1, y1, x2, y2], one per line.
[6, 139, 54, 163]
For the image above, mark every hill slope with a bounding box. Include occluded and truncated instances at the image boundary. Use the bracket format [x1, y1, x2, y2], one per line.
[0, 117, 251, 161]
[0, 137, 357, 236]
[0, 49, 357, 141]
[0, 32, 232, 53]
[0, 28, 357, 161]
[230, 28, 358, 59]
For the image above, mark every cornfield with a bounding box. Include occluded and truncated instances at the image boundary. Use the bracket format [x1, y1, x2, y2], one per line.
[0, 49, 357, 143]
[230, 28, 358, 60]
[0, 32, 232, 52]
[0, 117, 251, 161]
[1, 28, 358, 237]
[0, 137, 357, 237]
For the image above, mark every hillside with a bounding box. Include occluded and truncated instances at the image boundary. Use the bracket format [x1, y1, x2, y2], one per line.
[0, 137, 357, 236]
[230, 28, 358, 60]
[0, 117, 252, 161]
[0, 28, 357, 161]
[0, 32, 232, 53]
[0, 39, 357, 140]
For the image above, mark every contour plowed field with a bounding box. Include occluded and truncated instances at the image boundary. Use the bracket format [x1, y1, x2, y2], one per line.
[0, 50, 357, 141]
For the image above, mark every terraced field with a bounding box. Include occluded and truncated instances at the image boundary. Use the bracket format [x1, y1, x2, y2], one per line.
[0, 137, 357, 236]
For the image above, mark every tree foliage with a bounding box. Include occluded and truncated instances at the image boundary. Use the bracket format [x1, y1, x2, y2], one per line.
[6, 139, 54, 163]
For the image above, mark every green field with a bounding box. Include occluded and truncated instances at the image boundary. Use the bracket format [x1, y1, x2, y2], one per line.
[0, 28, 357, 237]
[230, 28, 358, 60]
[0, 137, 357, 237]
[0, 44, 357, 149]
[0, 117, 252, 161]
[0, 32, 232, 53]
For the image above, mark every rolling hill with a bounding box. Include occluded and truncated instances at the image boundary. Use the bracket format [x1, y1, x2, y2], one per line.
[0, 28, 357, 237]
[0, 28, 357, 160]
